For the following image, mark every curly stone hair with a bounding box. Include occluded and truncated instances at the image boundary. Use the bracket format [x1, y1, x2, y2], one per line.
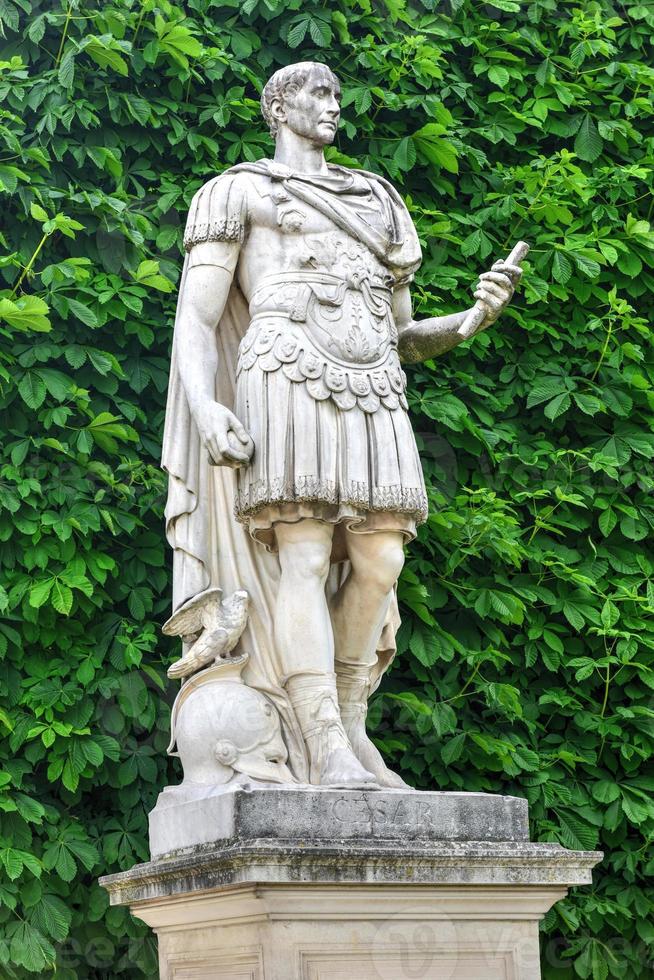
[260, 62, 340, 139]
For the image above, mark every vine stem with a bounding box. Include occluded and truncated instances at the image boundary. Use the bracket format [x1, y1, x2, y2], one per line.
[10, 233, 49, 297]
[600, 661, 611, 718]
[452, 660, 482, 701]
[54, 3, 73, 69]
[526, 499, 563, 545]
[441, 690, 478, 706]
[132, 1, 147, 45]
[600, 637, 617, 718]
[591, 316, 613, 382]
[503, 164, 552, 247]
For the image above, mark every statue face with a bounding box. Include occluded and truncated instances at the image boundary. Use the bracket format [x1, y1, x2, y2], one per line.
[278, 66, 341, 146]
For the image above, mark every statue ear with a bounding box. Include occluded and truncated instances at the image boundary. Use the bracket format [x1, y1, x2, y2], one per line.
[214, 740, 238, 767]
[270, 96, 287, 124]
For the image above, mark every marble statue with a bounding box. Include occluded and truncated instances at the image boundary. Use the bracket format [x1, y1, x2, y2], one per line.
[162, 61, 525, 791]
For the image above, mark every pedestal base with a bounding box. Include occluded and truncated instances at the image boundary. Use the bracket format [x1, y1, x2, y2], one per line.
[101, 788, 601, 979]
[125, 882, 575, 979]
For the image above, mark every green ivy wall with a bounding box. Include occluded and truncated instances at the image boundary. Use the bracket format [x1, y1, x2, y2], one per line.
[0, 0, 652, 977]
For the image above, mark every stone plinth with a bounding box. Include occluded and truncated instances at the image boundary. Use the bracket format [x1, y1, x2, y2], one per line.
[147, 784, 530, 859]
[101, 787, 601, 980]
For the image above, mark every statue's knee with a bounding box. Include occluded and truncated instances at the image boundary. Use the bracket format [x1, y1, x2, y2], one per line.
[279, 541, 331, 584]
[366, 539, 405, 593]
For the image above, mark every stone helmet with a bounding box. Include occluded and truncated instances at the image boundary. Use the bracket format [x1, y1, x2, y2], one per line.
[169, 654, 294, 786]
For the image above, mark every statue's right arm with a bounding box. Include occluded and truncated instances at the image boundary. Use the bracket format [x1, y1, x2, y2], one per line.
[175, 242, 254, 468]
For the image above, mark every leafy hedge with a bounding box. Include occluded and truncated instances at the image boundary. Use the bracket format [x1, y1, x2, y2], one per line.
[0, 0, 652, 976]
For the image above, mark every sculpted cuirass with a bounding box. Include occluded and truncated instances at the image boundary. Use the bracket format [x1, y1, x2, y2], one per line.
[238, 232, 408, 416]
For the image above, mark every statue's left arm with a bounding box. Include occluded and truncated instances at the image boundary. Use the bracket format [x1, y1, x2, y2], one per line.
[395, 259, 523, 364]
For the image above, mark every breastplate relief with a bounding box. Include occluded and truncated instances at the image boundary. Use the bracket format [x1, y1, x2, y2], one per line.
[241, 231, 406, 414]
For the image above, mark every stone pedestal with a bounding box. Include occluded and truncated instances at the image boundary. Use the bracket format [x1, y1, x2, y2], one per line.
[100, 787, 601, 979]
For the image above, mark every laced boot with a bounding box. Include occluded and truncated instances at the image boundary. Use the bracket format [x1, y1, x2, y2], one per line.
[335, 660, 412, 790]
[285, 672, 377, 788]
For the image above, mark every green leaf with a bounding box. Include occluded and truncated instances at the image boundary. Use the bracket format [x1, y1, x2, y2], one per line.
[46, 845, 76, 882]
[308, 17, 331, 47]
[526, 376, 568, 408]
[415, 131, 459, 173]
[486, 0, 520, 9]
[85, 35, 129, 76]
[156, 21, 202, 67]
[598, 508, 617, 537]
[603, 388, 632, 417]
[287, 18, 308, 47]
[18, 372, 46, 409]
[575, 116, 603, 163]
[133, 260, 173, 292]
[488, 66, 510, 88]
[0, 0, 18, 32]
[596, 435, 631, 467]
[410, 629, 431, 666]
[544, 392, 571, 420]
[574, 392, 602, 416]
[1, 848, 23, 881]
[353, 87, 372, 114]
[30, 202, 48, 222]
[9, 922, 55, 973]
[552, 252, 572, 284]
[31, 894, 71, 943]
[393, 137, 416, 172]
[573, 253, 601, 279]
[592, 780, 620, 804]
[51, 581, 73, 616]
[82, 740, 103, 768]
[67, 298, 98, 328]
[66, 837, 99, 871]
[563, 602, 586, 631]
[601, 600, 619, 630]
[461, 229, 481, 258]
[29, 578, 53, 608]
[15, 793, 45, 825]
[441, 733, 466, 765]
[431, 701, 457, 737]
[555, 810, 600, 850]
[621, 431, 654, 458]
[27, 14, 45, 42]
[0, 296, 51, 332]
[58, 49, 75, 90]
[617, 250, 642, 278]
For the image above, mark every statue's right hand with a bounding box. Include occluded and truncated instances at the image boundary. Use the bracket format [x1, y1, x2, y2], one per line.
[194, 401, 254, 469]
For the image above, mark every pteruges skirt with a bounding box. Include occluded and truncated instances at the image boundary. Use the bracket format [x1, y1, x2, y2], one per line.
[234, 314, 428, 553]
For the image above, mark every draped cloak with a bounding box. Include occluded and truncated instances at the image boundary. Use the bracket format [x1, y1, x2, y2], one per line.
[162, 160, 422, 780]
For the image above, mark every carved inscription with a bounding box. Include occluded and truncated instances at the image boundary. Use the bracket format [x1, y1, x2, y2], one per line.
[330, 795, 443, 836]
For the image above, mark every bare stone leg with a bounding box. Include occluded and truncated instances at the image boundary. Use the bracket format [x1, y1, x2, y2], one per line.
[275, 519, 376, 787]
[331, 529, 412, 789]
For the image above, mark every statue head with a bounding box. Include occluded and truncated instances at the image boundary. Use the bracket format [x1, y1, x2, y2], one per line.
[169, 656, 294, 786]
[261, 61, 341, 145]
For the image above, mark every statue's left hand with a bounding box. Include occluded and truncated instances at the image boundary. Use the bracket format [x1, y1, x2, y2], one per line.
[473, 259, 523, 330]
